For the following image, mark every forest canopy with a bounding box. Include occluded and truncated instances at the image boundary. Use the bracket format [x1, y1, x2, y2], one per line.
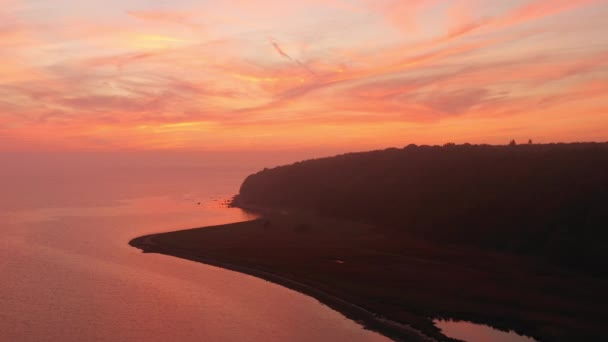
[234, 143, 608, 275]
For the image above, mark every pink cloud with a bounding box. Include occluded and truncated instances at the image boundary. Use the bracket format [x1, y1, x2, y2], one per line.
[127, 10, 192, 23]
[269, 39, 316, 75]
[1, 0, 606, 150]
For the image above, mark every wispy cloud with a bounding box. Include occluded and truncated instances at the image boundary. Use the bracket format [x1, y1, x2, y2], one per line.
[1, 0, 607, 150]
[127, 10, 192, 24]
[270, 38, 315, 75]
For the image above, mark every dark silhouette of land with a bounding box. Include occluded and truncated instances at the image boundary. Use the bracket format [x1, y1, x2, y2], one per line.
[131, 143, 608, 342]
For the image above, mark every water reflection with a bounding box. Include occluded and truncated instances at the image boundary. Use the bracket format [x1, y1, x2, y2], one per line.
[434, 319, 537, 342]
[0, 160, 388, 342]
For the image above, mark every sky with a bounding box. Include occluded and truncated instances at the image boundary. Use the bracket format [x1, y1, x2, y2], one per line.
[1, 0, 607, 152]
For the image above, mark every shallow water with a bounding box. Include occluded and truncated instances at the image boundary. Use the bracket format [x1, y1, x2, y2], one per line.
[434, 319, 537, 342]
[0, 154, 387, 342]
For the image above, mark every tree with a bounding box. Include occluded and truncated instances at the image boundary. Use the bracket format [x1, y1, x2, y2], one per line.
[509, 139, 517, 146]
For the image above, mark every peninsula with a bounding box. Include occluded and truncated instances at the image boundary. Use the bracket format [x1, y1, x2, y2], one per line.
[130, 143, 608, 342]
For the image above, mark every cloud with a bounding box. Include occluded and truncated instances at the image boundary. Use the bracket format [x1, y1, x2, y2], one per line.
[1, 0, 607, 150]
[498, 0, 601, 28]
[424, 88, 493, 115]
[127, 10, 192, 25]
[270, 39, 315, 75]
[370, 0, 444, 32]
[84, 51, 161, 69]
[446, 0, 602, 39]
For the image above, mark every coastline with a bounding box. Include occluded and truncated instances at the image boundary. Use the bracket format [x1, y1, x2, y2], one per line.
[129, 231, 438, 342]
[128, 205, 606, 342]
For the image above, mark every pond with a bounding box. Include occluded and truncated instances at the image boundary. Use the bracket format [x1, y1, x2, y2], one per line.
[434, 319, 537, 342]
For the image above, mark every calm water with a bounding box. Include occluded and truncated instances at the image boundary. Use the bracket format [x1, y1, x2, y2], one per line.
[0, 153, 387, 342]
[435, 320, 537, 342]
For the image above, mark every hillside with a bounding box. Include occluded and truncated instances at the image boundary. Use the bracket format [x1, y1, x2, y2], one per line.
[233, 143, 608, 274]
[132, 142, 608, 342]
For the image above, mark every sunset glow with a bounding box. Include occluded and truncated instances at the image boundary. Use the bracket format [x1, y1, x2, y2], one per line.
[1, 0, 607, 151]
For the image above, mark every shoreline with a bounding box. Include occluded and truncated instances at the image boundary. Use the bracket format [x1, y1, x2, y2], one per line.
[129, 233, 438, 342]
[128, 208, 606, 342]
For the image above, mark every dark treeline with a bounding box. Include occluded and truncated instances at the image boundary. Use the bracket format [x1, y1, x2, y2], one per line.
[234, 143, 608, 275]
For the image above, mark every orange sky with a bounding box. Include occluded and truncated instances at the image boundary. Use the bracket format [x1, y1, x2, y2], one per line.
[1, 0, 607, 151]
